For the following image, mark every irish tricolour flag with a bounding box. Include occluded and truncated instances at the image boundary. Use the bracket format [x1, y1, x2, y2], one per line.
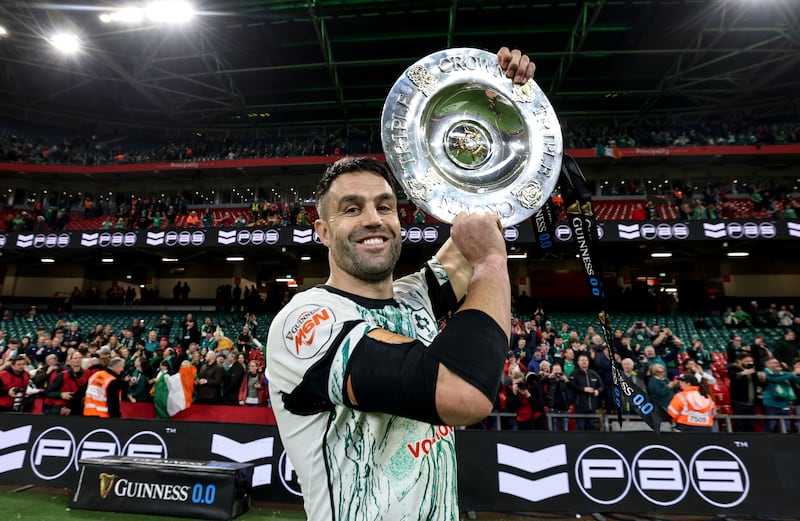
[596, 143, 623, 159]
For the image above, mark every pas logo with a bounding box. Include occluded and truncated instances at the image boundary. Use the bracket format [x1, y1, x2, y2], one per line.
[0, 425, 32, 474]
[293, 228, 313, 244]
[497, 443, 569, 502]
[211, 434, 274, 487]
[283, 305, 335, 358]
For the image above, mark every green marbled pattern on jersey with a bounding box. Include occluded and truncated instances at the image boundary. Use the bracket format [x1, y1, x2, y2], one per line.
[324, 270, 457, 520]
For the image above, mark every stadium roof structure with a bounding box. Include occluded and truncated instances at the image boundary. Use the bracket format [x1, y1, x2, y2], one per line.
[0, 0, 799, 133]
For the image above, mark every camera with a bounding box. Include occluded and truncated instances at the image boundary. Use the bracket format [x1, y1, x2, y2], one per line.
[12, 387, 24, 412]
[742, 363, 754, 369]
[516, 372, 540, 393]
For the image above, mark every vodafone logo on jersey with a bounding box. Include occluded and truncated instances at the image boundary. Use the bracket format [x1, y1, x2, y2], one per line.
[283, 305, 336, 359]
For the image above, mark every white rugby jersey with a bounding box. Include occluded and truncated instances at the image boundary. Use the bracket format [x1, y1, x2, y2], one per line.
[267, 258, 459, 521]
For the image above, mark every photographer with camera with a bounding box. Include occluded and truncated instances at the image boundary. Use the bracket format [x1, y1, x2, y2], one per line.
[0, 355, 31, 412]
[652, 326, 683, 380]
[507, 369, 548, 430]
[728, 353, 761, 432]
[544, 362, 572, 431]
[626, 321, 652, 355]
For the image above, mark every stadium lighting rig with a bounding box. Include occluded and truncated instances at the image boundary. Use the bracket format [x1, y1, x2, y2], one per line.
[0, 25, 8, 37]
[49, 32, 81, 54]
[99, 1, 195, 24]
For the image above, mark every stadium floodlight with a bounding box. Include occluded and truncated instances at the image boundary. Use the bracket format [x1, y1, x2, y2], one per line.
[650, 252, 672, 258]
[99, 7, 145, 24]
[101, 258, 114, 263]
[161, 257, 179, 262]
[0, 26, 8, 37]
[300, 255, 311, 261]
[41, 258, 56, 263]
[226, 256, 244, 262]
[727, 251, 750, 257]
[144, 1, 195, 23]
[507, 252, 527, 259]
[49, 32, 80, 54]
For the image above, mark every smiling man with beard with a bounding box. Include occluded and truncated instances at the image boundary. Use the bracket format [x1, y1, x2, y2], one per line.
[266, 46, 532, 521]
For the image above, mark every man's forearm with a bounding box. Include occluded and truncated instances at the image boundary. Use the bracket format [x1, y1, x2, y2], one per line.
[457, 255, 510, 337]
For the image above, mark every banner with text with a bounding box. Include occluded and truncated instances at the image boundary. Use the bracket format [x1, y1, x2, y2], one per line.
[1, 414, 798, 516]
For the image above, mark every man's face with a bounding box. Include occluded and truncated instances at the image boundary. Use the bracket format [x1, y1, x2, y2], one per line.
[316, 171, 401, 284]
[765, 358, 781, 371]
[11, 359, 25, 374]
[69, 351, 83, 369]
[577, 356, 589, 370]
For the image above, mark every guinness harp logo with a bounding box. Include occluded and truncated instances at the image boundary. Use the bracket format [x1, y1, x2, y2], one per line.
[99, 473, 118, 499]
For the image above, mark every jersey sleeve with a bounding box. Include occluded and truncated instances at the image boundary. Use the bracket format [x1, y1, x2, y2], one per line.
[394, 256, 459, 320]
[266, 289, 371, 415]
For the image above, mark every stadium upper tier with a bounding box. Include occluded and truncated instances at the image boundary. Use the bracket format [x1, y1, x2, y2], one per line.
[1, 119, 798, 166]
[2, 196, 795, 233]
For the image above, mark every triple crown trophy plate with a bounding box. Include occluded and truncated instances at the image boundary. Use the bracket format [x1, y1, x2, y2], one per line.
[381, 48, 563, 227]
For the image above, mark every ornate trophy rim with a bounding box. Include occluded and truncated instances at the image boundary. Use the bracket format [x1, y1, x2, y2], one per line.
[380, 47, 563, 227]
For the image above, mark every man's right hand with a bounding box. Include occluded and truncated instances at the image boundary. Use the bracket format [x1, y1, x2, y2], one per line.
[449, 211, 505, 266]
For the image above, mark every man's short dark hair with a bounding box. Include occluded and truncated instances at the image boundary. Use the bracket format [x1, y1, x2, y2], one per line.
[315, 157, 396, 218]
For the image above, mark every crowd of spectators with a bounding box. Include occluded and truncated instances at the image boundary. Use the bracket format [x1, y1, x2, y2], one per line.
[0, 126, 372, 166]
[2, 179, 797, 234]
[561, 120, 800, 149]
[2, 304, 798, 428]
[0, 312, 270, 416]
[1, 119, 798, 167]
[489, 305, 800, 433]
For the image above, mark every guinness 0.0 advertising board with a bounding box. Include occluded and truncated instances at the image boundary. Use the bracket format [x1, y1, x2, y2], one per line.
[70, 456, 252, 521]
[1, 413, 799, 516]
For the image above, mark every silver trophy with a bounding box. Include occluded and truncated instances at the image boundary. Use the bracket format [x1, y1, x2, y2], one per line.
[381, 48, 563, 227]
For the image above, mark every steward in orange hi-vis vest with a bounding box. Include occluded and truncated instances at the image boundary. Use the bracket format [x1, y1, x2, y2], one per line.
[83, 358, 124, 418]
[668, 374, 715, 432]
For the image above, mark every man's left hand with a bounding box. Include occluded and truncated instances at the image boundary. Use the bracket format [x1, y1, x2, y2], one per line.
[497, 47, 535, 85]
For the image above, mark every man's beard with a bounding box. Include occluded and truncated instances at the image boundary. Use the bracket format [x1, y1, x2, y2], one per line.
[331, 229, 401, 283]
